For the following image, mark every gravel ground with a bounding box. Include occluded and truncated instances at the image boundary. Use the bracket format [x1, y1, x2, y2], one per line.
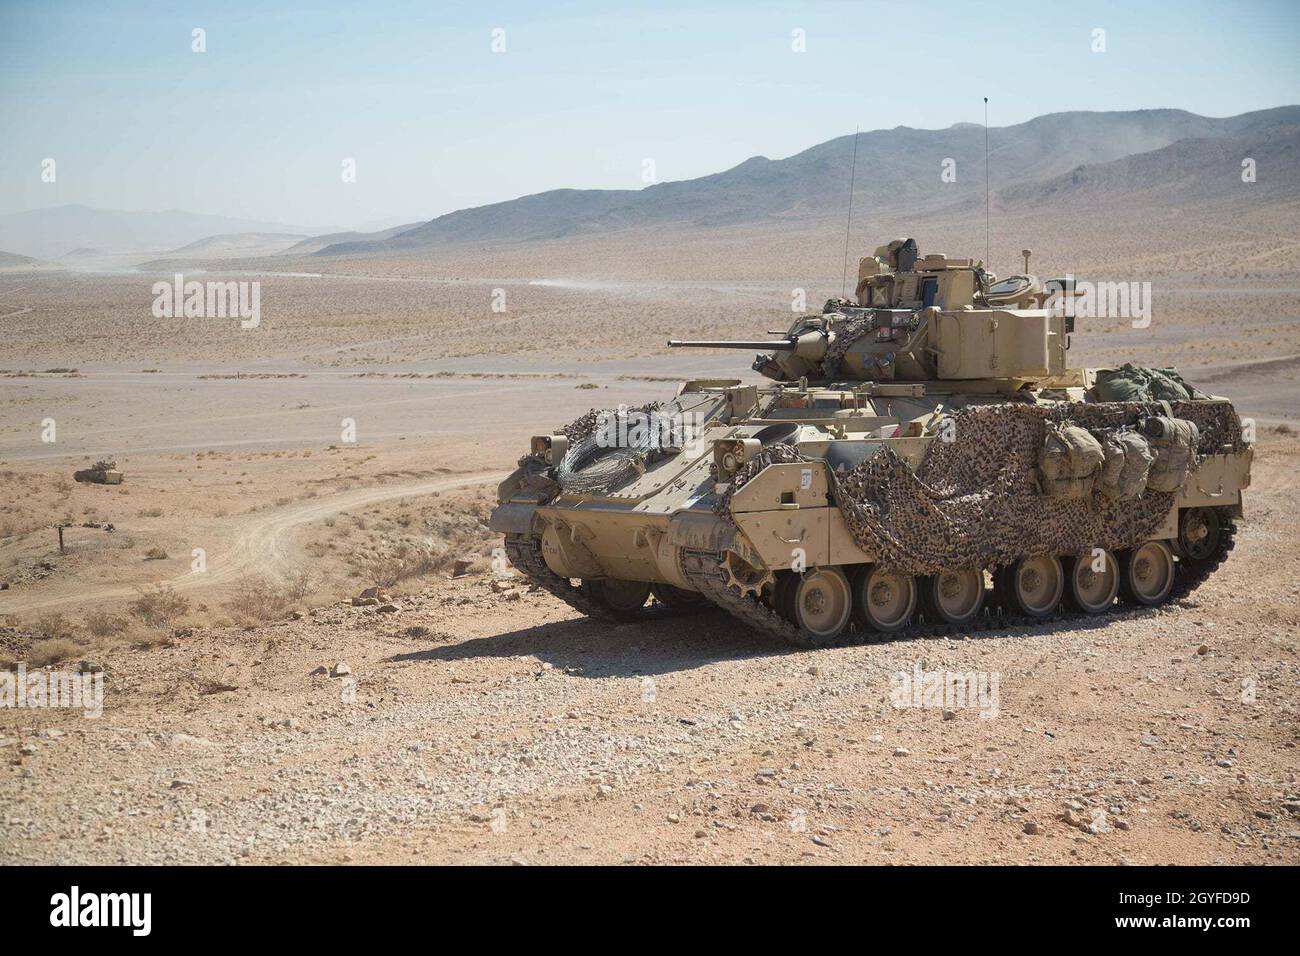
[2, 432, 1297, 866]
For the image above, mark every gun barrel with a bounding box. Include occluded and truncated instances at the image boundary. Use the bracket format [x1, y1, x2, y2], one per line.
[667, 339, 796, 351]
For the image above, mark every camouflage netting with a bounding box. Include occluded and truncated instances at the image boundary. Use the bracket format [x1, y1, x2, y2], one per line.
[558, 402, 663, 445]
[820, 311, 876, 380]
[521, 402, 674, 496]
[719, 400, 1241, 576]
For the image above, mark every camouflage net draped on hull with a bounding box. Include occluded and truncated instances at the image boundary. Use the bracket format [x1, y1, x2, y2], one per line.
[720, 400, 1241, 577]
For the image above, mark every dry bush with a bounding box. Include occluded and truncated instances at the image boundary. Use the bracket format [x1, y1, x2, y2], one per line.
[358, 544, 440, 588]
[224, 570, 317, 624]
[128, 585, 190, 627]
[27, 638, 81, 667]
[83, 610, 130, 639]
[31, 612, 78, 642]
[281, 567, 316, 602]
[138, 507, 164, 518]
[143, 546, 168, 560]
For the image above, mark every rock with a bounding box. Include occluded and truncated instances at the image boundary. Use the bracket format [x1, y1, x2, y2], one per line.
[1023, 821, 1040, 835]
[452, 559, 472, 578]
[1216, 758, 1234, 768]
[170, 779, 194, 789]
[330, 662, 352, 677]
[309, 666, 328, 676]
[359, 586, 388, 601]
[1140, 734, 1159, 747]
[198, 680, 239, 695]
[894, 747, 911, 757]
[376, 603, 401, 613]
[811, 834, 832, 847]
[596, 784, 614, 798]
[19, 743, 38, 756]
[1087, 809, 1111, 834]
[77, 660, 103, 674]
[289, 609, 304, 620]
[806, 665, 820, 676]
[666, 812, 680, 823]
[1197, 644, 1209, 655]
[352, 596, 380, 607]
[942, 709, 957, 721]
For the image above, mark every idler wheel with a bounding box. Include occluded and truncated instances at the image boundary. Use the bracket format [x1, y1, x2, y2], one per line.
[1177, 508, 1222, 564]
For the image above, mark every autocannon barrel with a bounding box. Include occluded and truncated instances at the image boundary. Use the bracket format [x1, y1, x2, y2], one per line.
[667, 339, 796, 350]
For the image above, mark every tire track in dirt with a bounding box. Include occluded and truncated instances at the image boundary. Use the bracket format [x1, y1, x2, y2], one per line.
[0, 472, 505, 614]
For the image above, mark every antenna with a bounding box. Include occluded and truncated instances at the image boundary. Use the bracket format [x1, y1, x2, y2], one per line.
[840, 127, 860, 299]
[984, 97, 990, 269]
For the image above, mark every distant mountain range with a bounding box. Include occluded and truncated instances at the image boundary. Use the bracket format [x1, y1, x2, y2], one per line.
[0, 205, 327, 261]
[0, 249, 56, 272]
[314, 106, 1300, 256]
[3, 106, 1295, 267]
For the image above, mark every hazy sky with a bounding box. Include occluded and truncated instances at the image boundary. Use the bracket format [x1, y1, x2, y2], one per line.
[2, 0, 1297, 229]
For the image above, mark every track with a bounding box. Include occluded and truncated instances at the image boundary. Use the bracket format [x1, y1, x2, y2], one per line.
[506, 517, 1236, 649]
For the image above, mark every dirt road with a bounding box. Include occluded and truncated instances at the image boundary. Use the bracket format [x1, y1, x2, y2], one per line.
[0, 473, 502, 614]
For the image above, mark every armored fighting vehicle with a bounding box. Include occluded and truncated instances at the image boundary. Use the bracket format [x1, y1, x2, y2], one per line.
[491, 240, 1252, 646]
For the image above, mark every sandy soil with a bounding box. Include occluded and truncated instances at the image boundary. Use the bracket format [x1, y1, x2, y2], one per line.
[1, 217, 1298, 864]
[1, 428, 1297, 865]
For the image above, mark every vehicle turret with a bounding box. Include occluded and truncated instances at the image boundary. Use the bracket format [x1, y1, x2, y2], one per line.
[669, 240, 1078, 386]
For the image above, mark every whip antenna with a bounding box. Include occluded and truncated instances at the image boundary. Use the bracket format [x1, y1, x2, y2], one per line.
[984, 97, 990, 269]
[840, 127, 860, 299]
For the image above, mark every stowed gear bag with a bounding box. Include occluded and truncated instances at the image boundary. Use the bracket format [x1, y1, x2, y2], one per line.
[1097, 431, 1154, 500]
[1143, 415, 1199, 493]
[720, 400, 1240, 577]
[1038, 423, 1104, 498]
[1092, 364, 1209, 403]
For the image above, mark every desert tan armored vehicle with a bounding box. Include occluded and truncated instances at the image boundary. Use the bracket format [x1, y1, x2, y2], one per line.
[491, 240, 1252, 646]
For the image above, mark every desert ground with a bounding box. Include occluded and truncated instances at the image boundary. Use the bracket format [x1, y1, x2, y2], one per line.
[2, 214, 1299, 864]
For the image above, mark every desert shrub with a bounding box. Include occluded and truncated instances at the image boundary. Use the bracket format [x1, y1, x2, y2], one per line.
[83, 610, 129, 639]
[27, 638, 81, 667]
[143, 546, 168, 560]
[223, 570, 316, 624]
[128, 585, 189, 627]
[138, 507, 164, 518]
[31, 612, 77, 642]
